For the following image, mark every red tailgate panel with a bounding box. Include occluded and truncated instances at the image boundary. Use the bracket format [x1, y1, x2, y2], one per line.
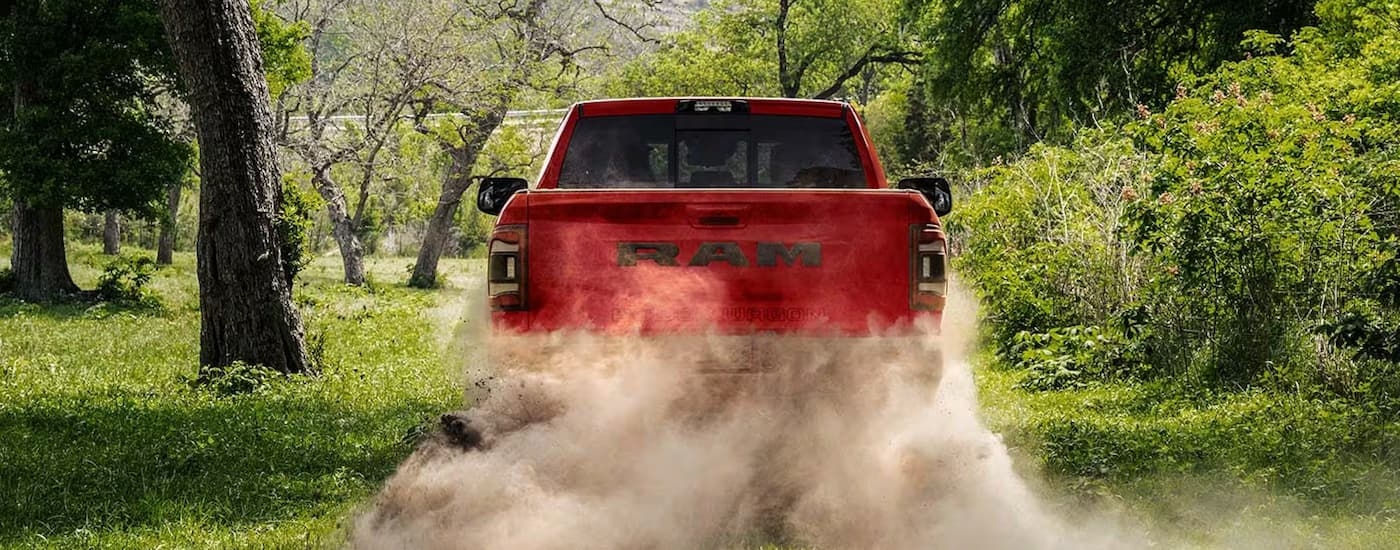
[494, 190, 931, 336]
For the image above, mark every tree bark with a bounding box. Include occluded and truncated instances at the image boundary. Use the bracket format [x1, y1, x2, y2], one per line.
[156, 183, 182, 265]
[408, 107, 507, 288]
[9, 202, 79, 300]
[102, 210, 121, 255]
[158, 0, 309, 374]
[409, 163, 473, 288]
[311, 168, 367, 285]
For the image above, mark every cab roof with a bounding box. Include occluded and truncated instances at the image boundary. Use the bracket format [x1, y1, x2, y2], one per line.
[573, 97, 849, 118]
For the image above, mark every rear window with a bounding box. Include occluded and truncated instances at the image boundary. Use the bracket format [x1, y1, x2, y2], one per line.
[556, 114, 866, 189]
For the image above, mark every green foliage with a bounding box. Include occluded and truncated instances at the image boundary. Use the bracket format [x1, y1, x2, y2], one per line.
[957, 0, 1400, 393]
[197, 361, 291, 396]
[950, 131, 1149, 353]
[901, 0, 1318, 164]
[607, 0, 909, 99]
[1320, 300, 1400, 365]
[251, 0, 312, 96]
[96, 256, 160, 308]
[0, 0, 191, 216]
[1121, 0, 1400, 384]
[277, 178, 322, 284]
[1011, 322, 1151, 390]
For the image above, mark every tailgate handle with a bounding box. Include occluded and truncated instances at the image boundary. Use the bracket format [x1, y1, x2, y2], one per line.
[688, 204, 749, 228]
[697, 214, 741, 226]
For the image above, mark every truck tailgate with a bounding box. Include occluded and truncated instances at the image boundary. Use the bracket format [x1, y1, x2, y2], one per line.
[514, 190, 928, 335]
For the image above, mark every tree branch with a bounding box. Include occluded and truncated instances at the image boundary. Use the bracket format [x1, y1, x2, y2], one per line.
[591, 0, 659, 44]
[776, 0, 794, 97]
[812, 48, 921, 100]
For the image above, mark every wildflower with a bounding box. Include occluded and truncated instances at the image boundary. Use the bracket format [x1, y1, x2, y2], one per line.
[1176, 84, 1189, 100]
[1136, 104, 1152, 119]
[1166, 265, 1180, 276]
[1307, 103, 1326, 122]
[1344, 113, 1356, 125]
[1189, 181, 1203, 195]
[1159, 192, 1176, 205]
[1121, 186, 1139, 201]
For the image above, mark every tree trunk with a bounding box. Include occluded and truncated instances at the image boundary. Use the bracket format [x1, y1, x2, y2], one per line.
[157, 184, 182, 265]
[9, 59, 77, 301]
[158, 0, 309, 374]
[103, 210, 121, 255]
[9, 202, 79, 300]
[311, 168, 367, 285]
[408, 168, 472, 288]
[408, 107, 507, 288]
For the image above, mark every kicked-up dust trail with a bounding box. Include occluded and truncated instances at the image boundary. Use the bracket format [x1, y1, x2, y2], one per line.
[351, 287, 1116, 549]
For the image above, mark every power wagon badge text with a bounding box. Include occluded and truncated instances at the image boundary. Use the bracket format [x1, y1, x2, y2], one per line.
[617, 242, 822, 267]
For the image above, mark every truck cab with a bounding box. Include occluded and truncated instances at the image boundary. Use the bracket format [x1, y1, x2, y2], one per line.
[476, 98, 950, 339]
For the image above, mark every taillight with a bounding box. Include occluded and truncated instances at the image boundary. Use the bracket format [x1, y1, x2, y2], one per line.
[910, 224, 947, 311]
[488, 225, 526, 311]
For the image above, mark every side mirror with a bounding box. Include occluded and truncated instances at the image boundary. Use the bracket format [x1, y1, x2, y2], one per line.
[897, 176, 953, 217]
[476, 177, 528, 216]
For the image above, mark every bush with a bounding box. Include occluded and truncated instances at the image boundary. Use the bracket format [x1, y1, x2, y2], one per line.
[950, 131, 1149, 356]
[277, 178, 321, 285]
[1011, 321, 1153, 391]
[197, 361, 287, 396]
[96, 256, 160, 307]
[957, 1, 1400, 395]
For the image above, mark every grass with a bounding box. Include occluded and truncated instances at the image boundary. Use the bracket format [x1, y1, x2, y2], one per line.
[974, 351, 1400, 547]
[0, 243, 479, 548]
[4, 241, 1400, 548]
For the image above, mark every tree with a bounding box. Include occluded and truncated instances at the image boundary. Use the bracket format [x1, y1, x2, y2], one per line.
[273, 0, 426, 286]
[149, 1, 310, 268]
[900, 0, 1318, 164]
[155, 182, 183, 265]
[0, 0, 191, 300]
[403, 0, 650, 288]
[158, 0, 310, 374]
[609, 0, 917, 99]
[102, 211, 121, 255]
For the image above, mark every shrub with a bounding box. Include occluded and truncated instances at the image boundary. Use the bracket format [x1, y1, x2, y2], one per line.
[1012, 322, 1153, 391]
[959, 1, 1400, 394]
[197, 361, 285, 396]
[277, 178, 321, 285]
[96, 256, 160, 307]
[950, 131, 1149, 356]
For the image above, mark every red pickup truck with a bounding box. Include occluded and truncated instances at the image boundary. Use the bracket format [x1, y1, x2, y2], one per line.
[475, 98, 950, 342]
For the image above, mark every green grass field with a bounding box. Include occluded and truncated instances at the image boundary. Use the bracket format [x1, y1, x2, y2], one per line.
[976, 359, 1400, 548]
[3, 244, 1399, 548]
[0, 245, 476, 548]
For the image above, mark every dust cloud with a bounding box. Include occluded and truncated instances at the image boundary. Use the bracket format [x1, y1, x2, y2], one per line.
[350, 286, 1136, 549]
